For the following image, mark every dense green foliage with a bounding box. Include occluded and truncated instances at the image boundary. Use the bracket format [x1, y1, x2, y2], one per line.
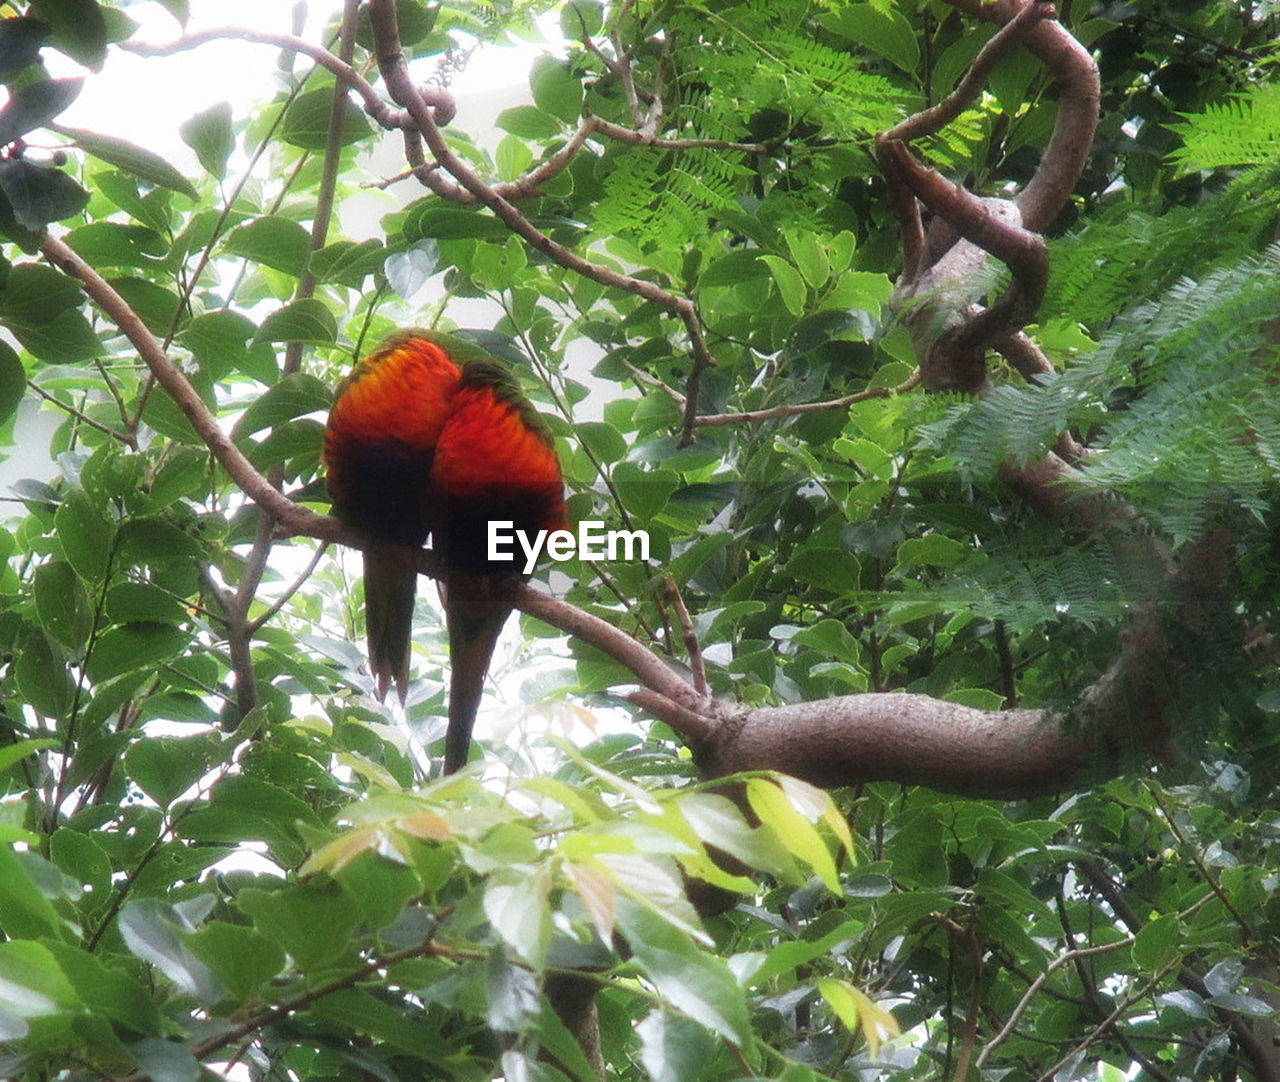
[1, 0, 1279, 1079]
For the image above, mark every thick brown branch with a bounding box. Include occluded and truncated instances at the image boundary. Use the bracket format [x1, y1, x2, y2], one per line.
[944, 0, 1100, 232]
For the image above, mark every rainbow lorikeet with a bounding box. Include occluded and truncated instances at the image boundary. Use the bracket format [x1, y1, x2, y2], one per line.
[323, 331, 566, 773]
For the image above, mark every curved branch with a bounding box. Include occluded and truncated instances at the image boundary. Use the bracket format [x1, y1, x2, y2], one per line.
[40, 234, 343, 543]
[365, 0, 717, 445]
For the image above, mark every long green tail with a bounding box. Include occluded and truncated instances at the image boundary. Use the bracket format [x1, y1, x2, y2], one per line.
[363, 545, 418, 702]
[443, 570, 513, 773]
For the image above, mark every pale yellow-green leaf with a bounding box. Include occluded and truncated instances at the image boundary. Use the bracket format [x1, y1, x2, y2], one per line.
[747, 777, 840, 891]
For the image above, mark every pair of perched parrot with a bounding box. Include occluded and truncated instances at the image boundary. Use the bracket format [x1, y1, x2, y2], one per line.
[322, 330, 566, 773]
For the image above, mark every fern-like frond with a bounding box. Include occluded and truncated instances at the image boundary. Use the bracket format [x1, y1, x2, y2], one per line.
[1169, 82, 1280, 174]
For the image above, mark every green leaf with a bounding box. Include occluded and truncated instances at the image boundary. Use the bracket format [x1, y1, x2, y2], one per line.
[495, 133, 534, 182]
[49, 828, 111, 906]
[384, 241, 438, 299]
[176, 308, 258, 380]
[0, 846, 66, 939]
[484, 868, 552, 969]
[0, 159, 88, 229]
[34, 560, 90, 649]
[179, 101, 233, 179]
[1132, 913, 1181, 972]
[311, 238, 386, 287]
[223, 215, 311, 278]
[0, 78, 82, 146]
[185, 921, 286, 998]
[895, 535, 969, 569]
[497, 105, 563, 140]
[55, 490, 113, 583]
[530, 57, 582, 124]
[0, 338, 26, 426]
[232, 371, 330, 438]
[617, 901, 751, 1047]
[760, 254, 807, 317]
[576, 421, 627, 464]
[29, 0, 107, 70]
[699, 250, 767, 288]
[746, 777, 839, 891]
[612, 462, 679, 522]
[355, 0, 437, 49]
[560, 0, 603, 38]
[636, 1009, 717, 1082]
[44, 942, 161, 1035]
[8, 308, 101, 361]
[281, 89, 372, 151]
[86, 623, 192, 683]
[64, 221, 166, 270]
[819, 5, 919, 75]
[0, 738, 57, 777]
[0, 941, 79, 1018]
[106, 277, 181, 336]
[251, 298, 336, 346]
[118, 899, 223, 1003]
[238, 881, 360, 969]
[60, 126, 198, 198]
[0, 18, 50, 78]
[124, 735, 221, 809]
[14, 630, 73, 720]
[785, 230, 831, 290]
[0, 262, 84, 323]
[783, 548, 861, 594]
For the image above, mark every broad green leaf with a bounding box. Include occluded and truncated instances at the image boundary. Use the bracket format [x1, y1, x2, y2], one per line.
[29, 0, 107, 70]
[816, 978, 900, 1055]
[530, 56, 582, 124]
[118, 899, 222, 1003]
[48, 829, 111, 906]
[312, 238, 386, 286]
[185, 921, 286, 998]
[179, 101, 233, 179]
[64, 221, 166, 270]
[759, 255, 807, 317]
[44, 942, 161, 1035]
[0, 78, 82, 145]
[232, 371, 330, 438]
[747, 777, 840, 891]
[560, 0, 603, 38]
[124, 735, 221, 809]
[58, 126, 198, 198]
[612, 462, 679, 522]
[0, 846, 66, 939]
[14, 630, 73, 720]
[251, 298, 336, 346]
[497, 105, 563, 139]
[0, 18, 49, 78]
[484, 869, 552, 969]
[54, 491, 113, 582]
[819, 5, 919, 75]
[223, 216, 311, 278]
[384, 241, 439, 299]
[618, 901, 751, 1047]
[495, 133, 534, 181]
[355, 0, 437, 49]
[0, 159, 88, 229]
[785, 230, 831, 290]
[0, 738, 57, 777]
[86, 623, 192, 683]
[106, 277, 181, 336]
[783, 547, 861, 594]
[0, 942, 79, 1018]
[281, 89, 372, 150]
[0, 338, 23, 424]
[34, 560, 90, 649]
[895, 534, 969, 569]
[238, 881, 360, 969]
[636, 1009, 717, 1082]
[1132, 913, 1180, 972]
[7, 308, 102, 361]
